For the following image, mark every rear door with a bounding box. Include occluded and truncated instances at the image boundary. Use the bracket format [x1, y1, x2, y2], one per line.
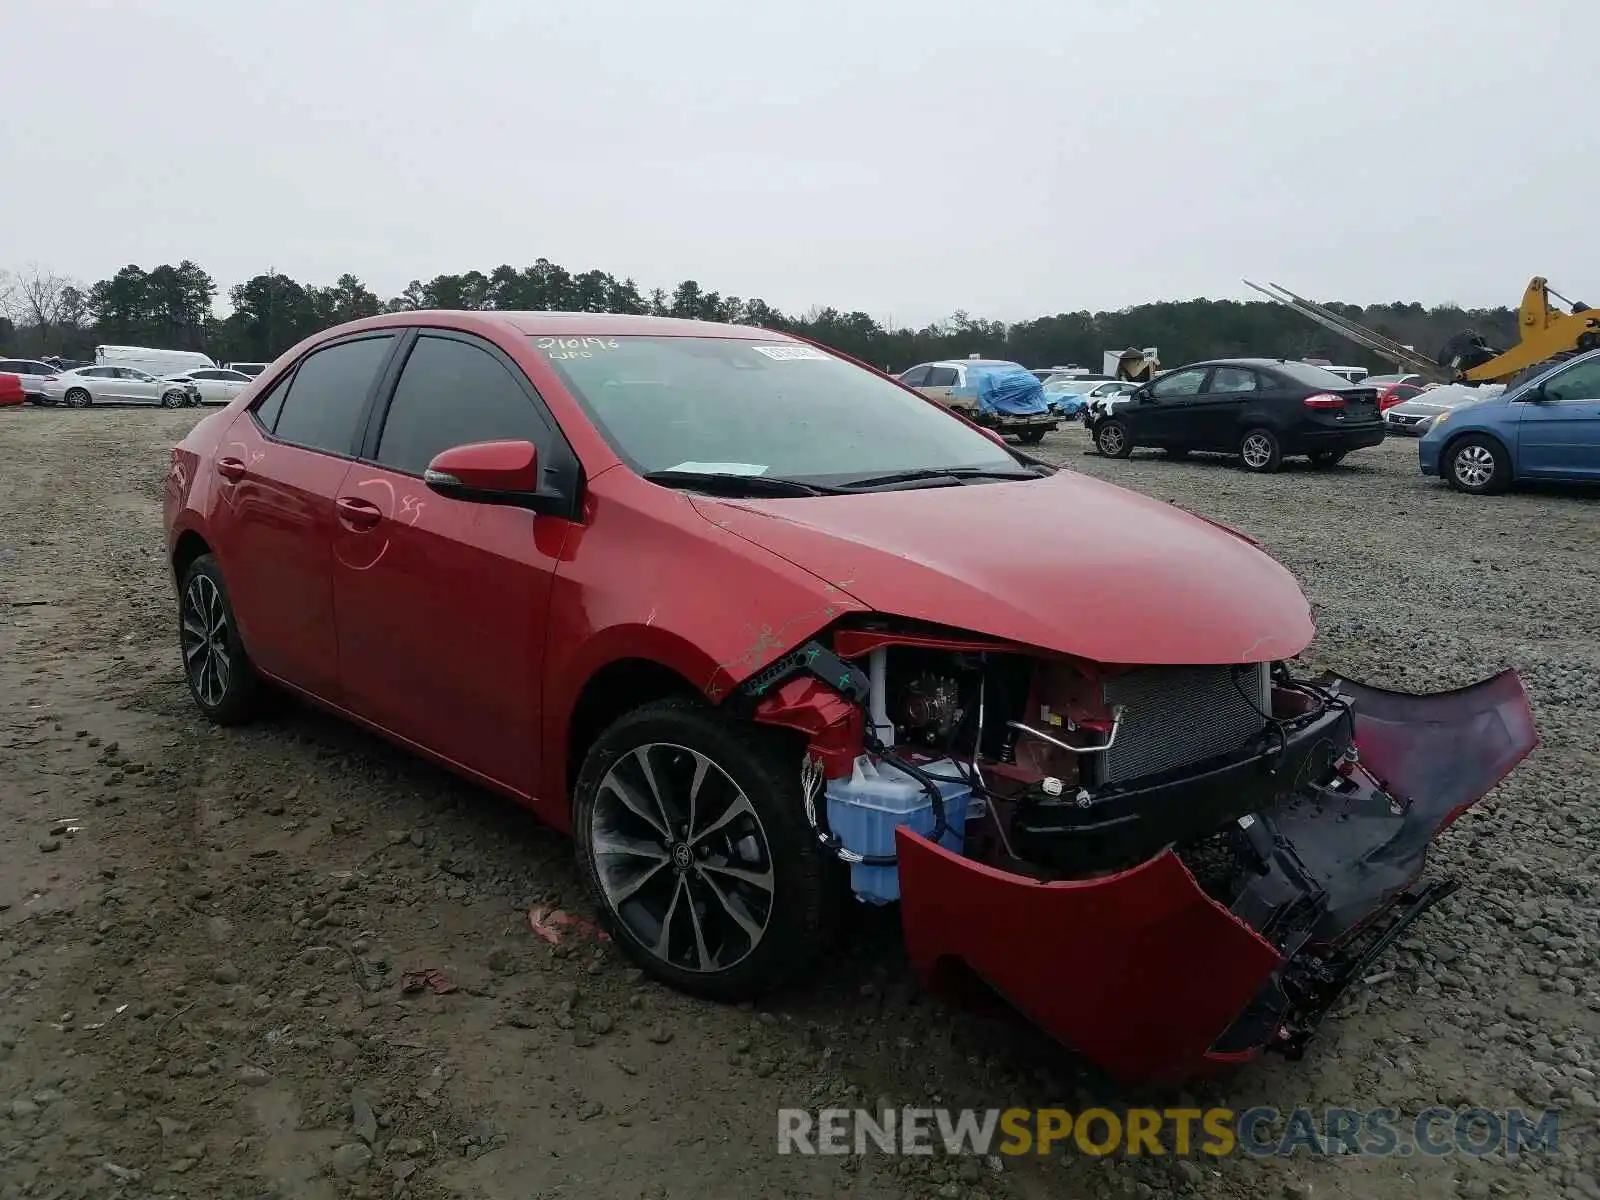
[331, 330, 578, 792]
[207, 333, 400, 703]
[1186, 365, 1262, 449]
[1516, 357, 1600, 480]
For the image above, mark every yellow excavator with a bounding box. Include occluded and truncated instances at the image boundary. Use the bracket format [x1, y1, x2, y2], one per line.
[1243, 277, 1600, 385]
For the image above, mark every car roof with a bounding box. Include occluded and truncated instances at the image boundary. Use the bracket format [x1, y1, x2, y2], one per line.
[327, 310, 790, 341]
[926, 358, 1021, 369]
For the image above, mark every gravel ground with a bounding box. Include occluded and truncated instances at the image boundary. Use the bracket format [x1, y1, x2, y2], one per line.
[0, 408, 1596, 1200]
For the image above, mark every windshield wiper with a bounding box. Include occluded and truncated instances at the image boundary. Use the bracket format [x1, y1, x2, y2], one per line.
[642, 469, 841, 497]
[834, 466, 1044, 491]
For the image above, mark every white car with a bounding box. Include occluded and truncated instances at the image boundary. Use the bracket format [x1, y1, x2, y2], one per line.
[163, 366, 256, 406]
[0, 358, 59, 402]
[40, 366, 199, 408]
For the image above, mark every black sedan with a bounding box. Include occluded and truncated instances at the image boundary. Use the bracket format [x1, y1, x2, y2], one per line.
[1091, 358, 1386, 472]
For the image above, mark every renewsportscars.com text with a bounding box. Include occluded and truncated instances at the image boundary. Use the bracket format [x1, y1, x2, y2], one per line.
[777, 1106, 1562, 1159]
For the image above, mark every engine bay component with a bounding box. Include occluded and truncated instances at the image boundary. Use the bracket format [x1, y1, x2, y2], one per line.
[893, 671, 964, 744]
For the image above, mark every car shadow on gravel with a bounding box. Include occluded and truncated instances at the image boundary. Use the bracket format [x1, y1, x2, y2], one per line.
[219, 690, 1142, 1092]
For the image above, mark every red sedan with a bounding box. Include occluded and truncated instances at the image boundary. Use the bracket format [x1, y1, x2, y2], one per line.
[162, 312, 1535, 1083]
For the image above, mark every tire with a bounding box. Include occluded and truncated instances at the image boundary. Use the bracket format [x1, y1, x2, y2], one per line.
[1095, 419, 1133, 458]
[161, 390, 184, 409]
[1238, 427, 1282, 473]
[1308, 450, 1347, 467]
[573, 698, 841, 1000]
[178, 554, 262, 725]
[1017, 428, 1047, 445]
[1445, 434, 1510, 495]
[65, 388, 91, 409]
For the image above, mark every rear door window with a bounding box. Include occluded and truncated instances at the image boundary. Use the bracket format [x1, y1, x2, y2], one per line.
[373, 335, 549, 476]
[270, 335, 396, 455]
[1208, 366, 1259, 394]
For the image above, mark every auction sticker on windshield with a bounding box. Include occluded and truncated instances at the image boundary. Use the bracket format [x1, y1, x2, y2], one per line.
[751, 344, 830, 361]
[665, 462, 770, 476]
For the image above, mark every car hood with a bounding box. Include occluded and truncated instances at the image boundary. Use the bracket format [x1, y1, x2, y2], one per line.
[691, 470, 1314, 665]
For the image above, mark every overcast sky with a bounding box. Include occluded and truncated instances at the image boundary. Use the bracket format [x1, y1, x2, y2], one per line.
[6, 0, 1595, 325]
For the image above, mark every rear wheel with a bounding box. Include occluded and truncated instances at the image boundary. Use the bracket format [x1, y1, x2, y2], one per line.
[1017, 428, 1047, 445]
[1095, 419, 1133, 458]
[178, 554, 263, 724]
[1308, 449, 1347, 467]
[1445, 435, 1509, 495]
[573, 699, 840, 999]
[1238, 428, 1282, 473]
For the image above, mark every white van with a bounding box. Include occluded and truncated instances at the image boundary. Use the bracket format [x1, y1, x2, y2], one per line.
[95, 345, 217, 378]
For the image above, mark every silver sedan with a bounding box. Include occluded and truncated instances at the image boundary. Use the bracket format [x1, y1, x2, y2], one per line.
[163, 367, 256, 406]
[40, 366, 199, 408]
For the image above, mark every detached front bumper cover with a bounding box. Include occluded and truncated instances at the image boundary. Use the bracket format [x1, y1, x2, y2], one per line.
[895, 669, 1536, 1084]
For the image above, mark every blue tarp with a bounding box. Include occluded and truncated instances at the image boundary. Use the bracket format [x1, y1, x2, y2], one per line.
[971, 366, 1050, 416]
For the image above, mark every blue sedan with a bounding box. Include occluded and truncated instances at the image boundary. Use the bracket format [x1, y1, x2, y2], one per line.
[1419, 350, 1600, 493]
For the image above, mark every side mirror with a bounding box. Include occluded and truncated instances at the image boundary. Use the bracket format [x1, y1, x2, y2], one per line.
[424, 440, 558, 511]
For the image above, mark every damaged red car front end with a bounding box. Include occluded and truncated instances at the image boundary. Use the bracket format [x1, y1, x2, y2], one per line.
[750, 627, 1535, 1083]
[890, 668, 1535, 1083]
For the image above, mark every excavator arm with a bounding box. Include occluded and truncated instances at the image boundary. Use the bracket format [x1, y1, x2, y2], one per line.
[1246, 276, 1600, 385]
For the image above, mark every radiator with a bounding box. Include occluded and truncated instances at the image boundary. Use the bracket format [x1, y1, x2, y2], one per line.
[1091, 663, 1270, 786]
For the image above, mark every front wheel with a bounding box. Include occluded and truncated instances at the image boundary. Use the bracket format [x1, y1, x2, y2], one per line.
[1095, 419, 1133, 458]
[1238, 427, 1282, 473]
[573, 699, 840, 1000]
[1308, 449, 1347, 467]
[65, 387, 91, 408]
[1445, 435, 1509, 495]
[178, 554, 263, 724]
[161, 389, 184, 409]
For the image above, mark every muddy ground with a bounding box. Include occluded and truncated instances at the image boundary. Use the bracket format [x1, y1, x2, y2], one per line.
[1, 407, 1596, 1200]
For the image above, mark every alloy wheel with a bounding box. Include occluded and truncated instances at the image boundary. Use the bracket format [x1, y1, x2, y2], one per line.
[181, 574, 232, 707]
[1098, 425, 1125, 455]
[1453, 444, 1496, 489]
[591, 742, 775, 973]
[1242, 433, 1273, 469]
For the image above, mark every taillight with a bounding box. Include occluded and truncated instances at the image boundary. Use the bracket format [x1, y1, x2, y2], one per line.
[1303, 392, 1346, 409]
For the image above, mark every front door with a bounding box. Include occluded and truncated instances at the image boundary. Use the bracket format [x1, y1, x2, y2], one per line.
[331, 331, 573, 794]
[207, 333, 400, 703]
[1517, 357, 1600, 480]
[1125, 366, 1208, 444]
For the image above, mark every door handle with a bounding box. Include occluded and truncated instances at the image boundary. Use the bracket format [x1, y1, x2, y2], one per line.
[216, 456, 247, 480]
[336, 496, 383, 531]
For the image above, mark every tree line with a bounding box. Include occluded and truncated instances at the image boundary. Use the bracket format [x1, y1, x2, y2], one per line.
[0, 258, 1522, 374]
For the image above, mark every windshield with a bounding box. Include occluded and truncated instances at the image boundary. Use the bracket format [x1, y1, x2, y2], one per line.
[535, 336, 1022, 484]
